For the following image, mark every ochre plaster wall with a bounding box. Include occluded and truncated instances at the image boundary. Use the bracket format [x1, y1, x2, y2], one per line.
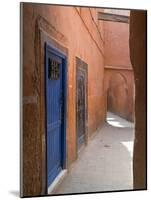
[104, 21, 131, 68]
[22, 4, 105, 196]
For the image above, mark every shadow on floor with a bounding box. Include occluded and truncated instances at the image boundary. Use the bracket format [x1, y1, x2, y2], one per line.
[9, 190, 19, 197]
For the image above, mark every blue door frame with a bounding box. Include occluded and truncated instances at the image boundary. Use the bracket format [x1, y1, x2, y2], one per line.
[45, 42, 67, 188]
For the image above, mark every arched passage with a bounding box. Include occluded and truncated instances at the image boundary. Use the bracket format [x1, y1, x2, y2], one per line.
[106, 71, 135, 122]
[107, 73, 128, 118]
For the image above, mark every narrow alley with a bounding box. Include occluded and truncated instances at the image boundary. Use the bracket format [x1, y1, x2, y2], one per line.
[53, 112, 134, 194]
[22, 4, 147, 196]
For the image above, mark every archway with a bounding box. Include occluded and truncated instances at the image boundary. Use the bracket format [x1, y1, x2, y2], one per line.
[107, 72, 129, 120]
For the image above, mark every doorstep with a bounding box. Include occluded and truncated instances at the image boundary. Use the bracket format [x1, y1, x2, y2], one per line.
[48, 169, 67, 194]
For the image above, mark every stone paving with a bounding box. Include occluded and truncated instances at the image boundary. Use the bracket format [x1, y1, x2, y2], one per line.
[53, 112, 134, 194]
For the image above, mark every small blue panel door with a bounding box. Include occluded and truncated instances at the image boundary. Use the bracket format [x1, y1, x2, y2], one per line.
[45, 45, 63, 187]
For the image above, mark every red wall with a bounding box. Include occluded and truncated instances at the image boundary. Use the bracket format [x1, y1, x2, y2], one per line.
[104, 21, 132, 68]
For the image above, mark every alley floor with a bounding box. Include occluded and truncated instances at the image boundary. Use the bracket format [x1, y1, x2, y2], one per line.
[53, 112, 135, 194]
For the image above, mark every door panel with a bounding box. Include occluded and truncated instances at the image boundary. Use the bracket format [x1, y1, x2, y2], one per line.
[76, 57, 88, 151]
[46, 46, 63, 187]
[77, 73, 85, 147]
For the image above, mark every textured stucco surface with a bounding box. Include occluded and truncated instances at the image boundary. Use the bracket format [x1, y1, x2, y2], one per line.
[104, 21, 132, 68]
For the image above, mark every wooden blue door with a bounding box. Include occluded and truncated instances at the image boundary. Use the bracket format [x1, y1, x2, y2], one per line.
[45, 44, 64, 187]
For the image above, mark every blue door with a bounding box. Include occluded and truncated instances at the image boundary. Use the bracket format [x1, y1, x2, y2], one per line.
[45, 44, 65, 187]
